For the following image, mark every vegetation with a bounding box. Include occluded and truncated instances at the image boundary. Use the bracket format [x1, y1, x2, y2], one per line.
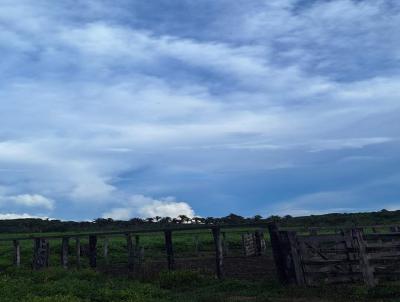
[0, 210, 400, 301]
[1, 209, 400, 234]
[0, 268, 400, 301]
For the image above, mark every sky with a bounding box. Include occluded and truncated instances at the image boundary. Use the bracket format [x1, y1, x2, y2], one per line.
[0, 0, 399, 221]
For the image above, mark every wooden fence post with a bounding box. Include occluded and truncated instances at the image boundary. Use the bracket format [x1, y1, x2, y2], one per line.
[352, 229, 376, 287]
[212, 226, 224, 279]
[164, 230, 175, 271]
[255, 230, 263, 256]
[268, 223, 289, 284]
[194, 235, 200, 256]
[287, 231, 305, 285]
[127, 233, 135, 272]
[75, 237, 81, 268]
[33, 238, 49, 270]
[89, 235, 97, 268]
[13, 240, 20, 267]
[222, 232, 229, 256]
[61, 237, 69, 269]
[103, 237, 109, 264]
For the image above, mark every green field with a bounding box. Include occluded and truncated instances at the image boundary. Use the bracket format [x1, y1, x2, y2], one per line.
[0, 229, 399, 302]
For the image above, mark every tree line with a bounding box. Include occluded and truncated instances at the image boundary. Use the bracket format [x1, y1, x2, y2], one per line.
[0, 209, 399, 233]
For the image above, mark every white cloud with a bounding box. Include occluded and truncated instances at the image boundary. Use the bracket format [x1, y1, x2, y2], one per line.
[7, 194, 54, 210]
[0, 213, 50, 220]
[102, 195, 195, 220]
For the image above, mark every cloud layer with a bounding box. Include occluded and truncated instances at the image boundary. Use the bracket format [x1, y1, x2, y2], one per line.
[0, 0, 399, 219]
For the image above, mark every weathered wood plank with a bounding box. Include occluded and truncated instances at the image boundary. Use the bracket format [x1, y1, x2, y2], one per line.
[33, 238, 49, 270]
[89, 235, 97, 268]
[103, 237, 109, 264]
[352, 229, 377, 287]
[268, 223, 289, 284]
[13, 240, 20, 267]
[212, 226, 224, 279]
[61, 237, 69, 269]
[287, 231, 306, 285]
[164, 230, 174, 271]
[75, 237, 81, 268]
[126, 233, 134, 272]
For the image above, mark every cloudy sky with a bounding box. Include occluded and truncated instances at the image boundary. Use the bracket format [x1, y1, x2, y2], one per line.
[0, 0, 399, 221]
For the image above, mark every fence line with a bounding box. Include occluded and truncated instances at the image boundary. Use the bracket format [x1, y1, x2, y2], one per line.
[0, 223, 269, 279]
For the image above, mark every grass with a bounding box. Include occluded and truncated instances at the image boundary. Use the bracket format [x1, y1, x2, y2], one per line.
[0, 229, 400, 301]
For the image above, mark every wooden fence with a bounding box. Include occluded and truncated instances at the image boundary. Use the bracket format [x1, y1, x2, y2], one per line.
[1, 223, 268, 279]
[268, 224, 400, 287]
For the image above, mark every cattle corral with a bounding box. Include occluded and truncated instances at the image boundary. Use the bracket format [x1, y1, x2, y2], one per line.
[1, 223, 400, 288]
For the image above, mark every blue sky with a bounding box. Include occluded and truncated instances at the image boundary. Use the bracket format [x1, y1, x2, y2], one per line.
[0, 0, 399, 220]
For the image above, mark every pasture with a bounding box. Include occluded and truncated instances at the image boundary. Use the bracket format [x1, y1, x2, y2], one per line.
[0, 226, 399, 301]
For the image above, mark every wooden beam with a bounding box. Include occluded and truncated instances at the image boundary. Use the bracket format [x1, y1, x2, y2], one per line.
[89, 235, 97, 268]
[126, 233, 134, 272]
[75, 237, 81, 269]
[13, 240, 20, 267]
[268, 223, 289, 284]
[254, 230, 263, 256]
[33, 238, 49, 270]
[287, 231, 305, 285]
[103, 237, 109, 265]
[61, 237, 69, 269]
[352, 229, 377, 287]
[164, 230, 174, 271]
[212, 226, 224, 279]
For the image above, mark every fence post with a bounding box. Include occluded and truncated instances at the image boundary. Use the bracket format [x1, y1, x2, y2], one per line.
[164, 230, 175, 271]
[268, 223, 289, 284]
[287, 231, 305, 285]
[194, 235, 200, 256]
[255, 230, 263, 256]
[75, 237, 81, 268]
[222, 232, 229, 256]
[13, 240, 20, 267]
[103, 237, 109, 264]
[89, 235, 97, 268]
[352, 229, 376, 287]
[33, 238, 49, 270]
[212, 226, 224, 279]
[126, 233, 135, 272]
[61, 237, 69, 269]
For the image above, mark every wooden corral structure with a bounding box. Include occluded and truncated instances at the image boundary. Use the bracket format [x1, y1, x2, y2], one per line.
[269, 224, 400, 287]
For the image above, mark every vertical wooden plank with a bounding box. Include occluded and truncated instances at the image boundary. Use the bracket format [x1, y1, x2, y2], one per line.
[255, 230, 263, 256]
[268, 223, 289, 284]
[13, 240, 20, 267]
[194, 235, 200, 256]
[341, 230, 356, 281]
[33, 238, 49, 270]
[164, 230, 175, 271]
[103, 237, 109, 264]
[287, 231, 305, 285]
[61, 237, 69, 269]
[222, 232, 229, 256]
[352, 229, 376, 287]
[75, 237, 81, 269]
[89, 235, 97, 268]
[212, 226, 224, 279]
[127, 233, 134, 272]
